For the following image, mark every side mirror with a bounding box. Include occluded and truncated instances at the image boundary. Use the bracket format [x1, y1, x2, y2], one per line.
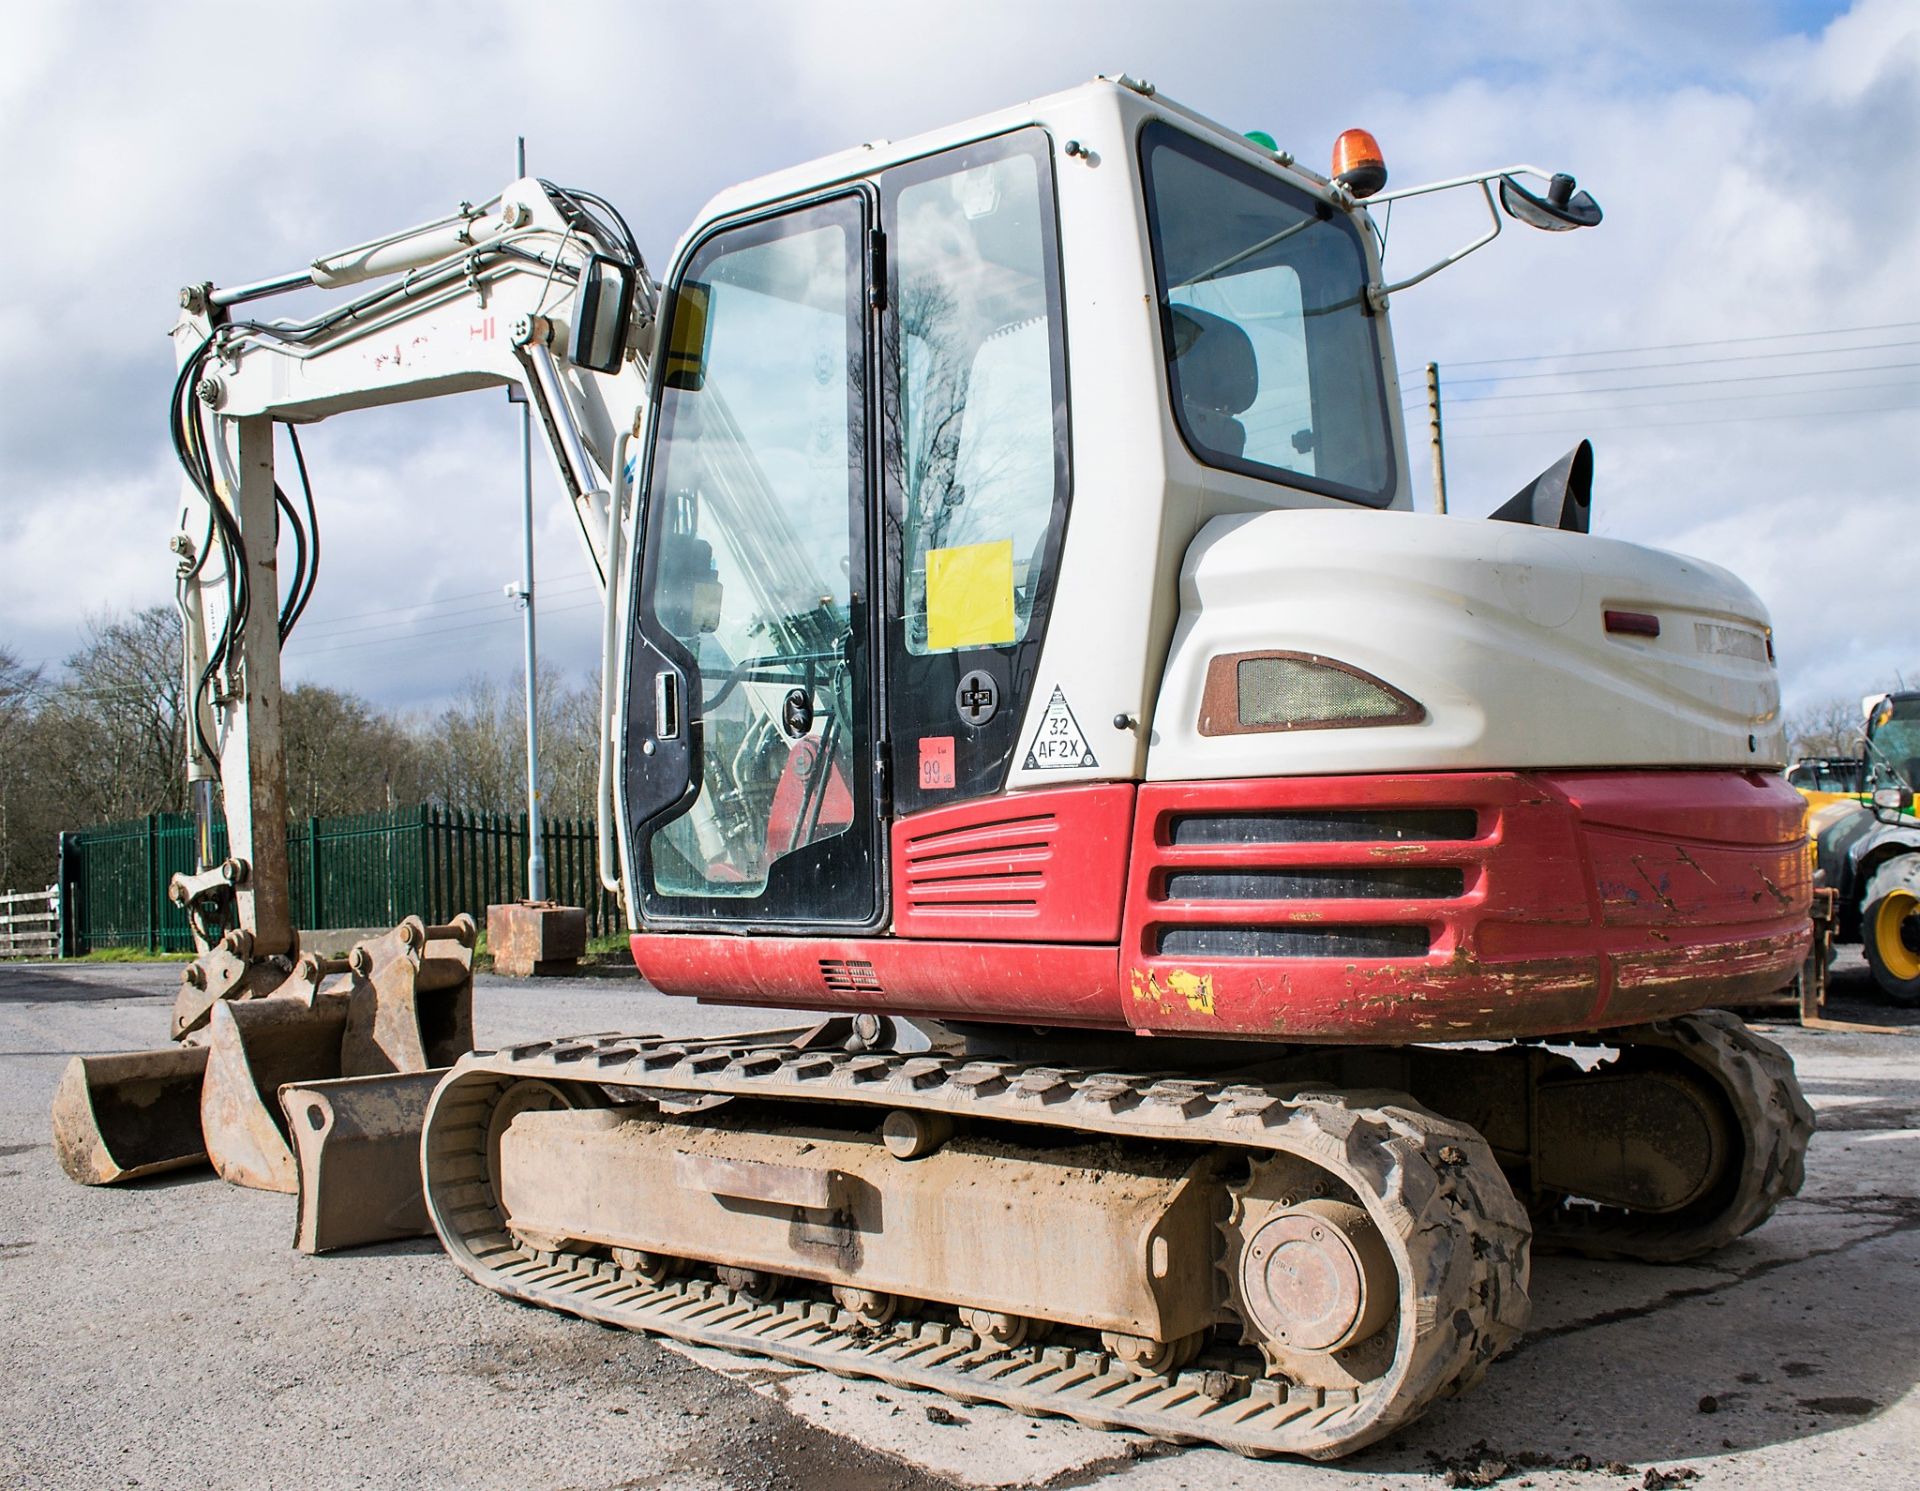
[1499, 173, 1603, 231]
[568, 253, 638, 374]
[1873, 785, 1913, 820]
[659, 281, 712, 393]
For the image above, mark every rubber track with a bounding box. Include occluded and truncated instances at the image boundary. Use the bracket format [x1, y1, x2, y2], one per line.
[1533, 1010, 1815, 1262]
[422, 1035, 1533, 1460]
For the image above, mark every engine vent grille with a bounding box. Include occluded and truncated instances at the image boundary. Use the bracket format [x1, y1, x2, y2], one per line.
[1162, 867, 1464, 902]
[819, 959, 883, 996]
[1156, 925, 1432, 960]
[1168, 809, 1478, 846]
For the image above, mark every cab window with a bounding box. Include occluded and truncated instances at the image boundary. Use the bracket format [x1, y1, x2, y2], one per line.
[1141, 121, 1396, 506]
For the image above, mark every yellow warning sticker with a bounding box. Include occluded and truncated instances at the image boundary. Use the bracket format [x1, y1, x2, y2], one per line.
[925, 539, 1015, 652]
[1129, 967, 1217, 1017]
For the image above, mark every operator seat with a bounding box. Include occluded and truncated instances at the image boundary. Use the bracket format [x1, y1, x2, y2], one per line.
[1168, 304, 1257, 458]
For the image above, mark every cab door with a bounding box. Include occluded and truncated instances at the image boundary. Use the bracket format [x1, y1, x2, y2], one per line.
[623, 192, 882, 929]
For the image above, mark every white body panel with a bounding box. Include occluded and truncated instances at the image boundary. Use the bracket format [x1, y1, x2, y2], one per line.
[1147, 509, 1784, 779]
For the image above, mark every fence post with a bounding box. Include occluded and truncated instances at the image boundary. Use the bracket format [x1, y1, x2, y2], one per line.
[57, 831, 78, 957]
[145, 812, 158, 953]
[307, 817, 322, 931]
[417, 804, 432, 924]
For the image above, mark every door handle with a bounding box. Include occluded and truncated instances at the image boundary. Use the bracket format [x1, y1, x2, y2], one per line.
[654, 669, 681, 740]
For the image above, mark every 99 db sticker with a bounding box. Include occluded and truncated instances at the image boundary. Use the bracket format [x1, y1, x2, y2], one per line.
[1023, 686, 1097, 770]
[918, 736, 956, 790]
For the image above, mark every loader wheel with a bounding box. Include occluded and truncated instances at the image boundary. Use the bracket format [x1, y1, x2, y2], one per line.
[1863, 858, 1920, 1006]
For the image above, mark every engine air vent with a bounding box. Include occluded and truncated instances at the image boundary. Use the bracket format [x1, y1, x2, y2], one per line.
[1162, 867, 1465, 901]
[1169, 809, 1478, 846]
[1156, 925, 1431, 959]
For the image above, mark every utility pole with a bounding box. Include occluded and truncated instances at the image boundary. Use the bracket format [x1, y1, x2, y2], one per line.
[1425, 361, 1449, 515]
[510, 133, 547, 902]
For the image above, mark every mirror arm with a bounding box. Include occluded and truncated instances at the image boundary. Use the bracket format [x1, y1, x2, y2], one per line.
[1367, 163, 1560, 207]
[1367, 179, 1503, 309]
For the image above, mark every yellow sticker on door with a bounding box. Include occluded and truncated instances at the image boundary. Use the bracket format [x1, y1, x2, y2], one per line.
[925, 539, 1015, 652]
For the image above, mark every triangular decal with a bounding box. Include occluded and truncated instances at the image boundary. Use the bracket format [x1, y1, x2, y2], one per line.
[1023, 685, 1098, 770]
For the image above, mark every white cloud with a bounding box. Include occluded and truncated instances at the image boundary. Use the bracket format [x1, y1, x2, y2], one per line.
[0, 0, 1913, 717]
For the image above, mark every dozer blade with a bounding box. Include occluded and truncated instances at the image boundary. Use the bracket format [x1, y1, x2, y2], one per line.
[201, 992, 348, 1193]
[50, 1046, 211, 1185]
[280, 1070, 447, 1254]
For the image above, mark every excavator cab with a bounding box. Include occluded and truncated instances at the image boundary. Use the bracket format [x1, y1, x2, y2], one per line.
[615, 96, 1415, 942]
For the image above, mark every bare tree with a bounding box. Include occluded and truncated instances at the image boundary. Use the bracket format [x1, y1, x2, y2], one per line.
[44, 606, 186, 824]
[543, 669, 602, 822]
[1787, 695, 1868, 760]
[0, 645, 52, 888]
[8, 608, 610, 891]
[282, 684, 423, 818]
[412, 665, 600, 821]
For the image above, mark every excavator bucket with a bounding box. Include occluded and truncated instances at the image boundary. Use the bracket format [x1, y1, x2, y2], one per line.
[341, 915, 476, 1073]
[198, 916, 475, 1194]
[281, 1070, 447, 1253]
[51, 916, 478, 1202]
[200, 992, 349, 1193]
[50, 1045, 211, 1185]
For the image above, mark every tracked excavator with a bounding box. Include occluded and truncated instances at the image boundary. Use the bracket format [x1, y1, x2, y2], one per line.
[53, 77, 1814, 1459]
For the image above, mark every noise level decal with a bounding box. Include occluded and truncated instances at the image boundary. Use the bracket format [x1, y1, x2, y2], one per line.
[1023, 686, 1097, 770]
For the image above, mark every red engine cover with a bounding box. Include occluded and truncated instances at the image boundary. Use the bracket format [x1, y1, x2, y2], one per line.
[630, 771, 1812, 1043]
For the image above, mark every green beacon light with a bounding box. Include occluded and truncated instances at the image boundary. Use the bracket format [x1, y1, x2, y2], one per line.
[1244, 130, 1278, 152]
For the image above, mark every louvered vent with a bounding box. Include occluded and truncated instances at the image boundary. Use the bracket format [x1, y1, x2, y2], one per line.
[819, 958, 883, 996]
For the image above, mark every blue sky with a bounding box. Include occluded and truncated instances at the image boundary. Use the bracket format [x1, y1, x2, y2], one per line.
[0, 0, 1913, 719]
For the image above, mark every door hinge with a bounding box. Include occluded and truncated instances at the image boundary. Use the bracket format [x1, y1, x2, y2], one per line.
[867, 229, 888, 311]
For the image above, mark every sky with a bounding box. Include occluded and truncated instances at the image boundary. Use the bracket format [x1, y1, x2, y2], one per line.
[0, 0, 1914, 723]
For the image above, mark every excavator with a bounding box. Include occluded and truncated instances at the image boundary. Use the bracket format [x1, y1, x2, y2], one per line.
[52, 77, 1813, 1460]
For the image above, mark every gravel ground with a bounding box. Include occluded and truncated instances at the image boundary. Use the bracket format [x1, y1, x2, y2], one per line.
[0, 954, 1913, 1490]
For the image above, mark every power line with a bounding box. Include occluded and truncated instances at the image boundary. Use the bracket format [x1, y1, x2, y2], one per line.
[1399, 338, 1920, 388]
[287, 582, 598, 646]
[1398, 318, 1920, 376]
[1404, 377, 1920, 418]
[1417, 361, 1920, 405]
[285, 598, 602, 661]
[1445, 398, 1920, 440]
[290, 572, 598, 636]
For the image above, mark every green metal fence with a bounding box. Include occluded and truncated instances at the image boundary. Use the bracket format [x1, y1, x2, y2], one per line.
[59, 805, 621, 955]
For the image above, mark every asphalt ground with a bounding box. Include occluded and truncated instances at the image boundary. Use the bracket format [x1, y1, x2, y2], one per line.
[0, 954, 1914, 1490]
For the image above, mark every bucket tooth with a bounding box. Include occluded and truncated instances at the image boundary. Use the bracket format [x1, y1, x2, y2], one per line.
[50, 1046, 211, 1185]
[201, 992, 349, 1193]
[342, 915, 476, 1076]
[281, 1070, 447, 1254]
